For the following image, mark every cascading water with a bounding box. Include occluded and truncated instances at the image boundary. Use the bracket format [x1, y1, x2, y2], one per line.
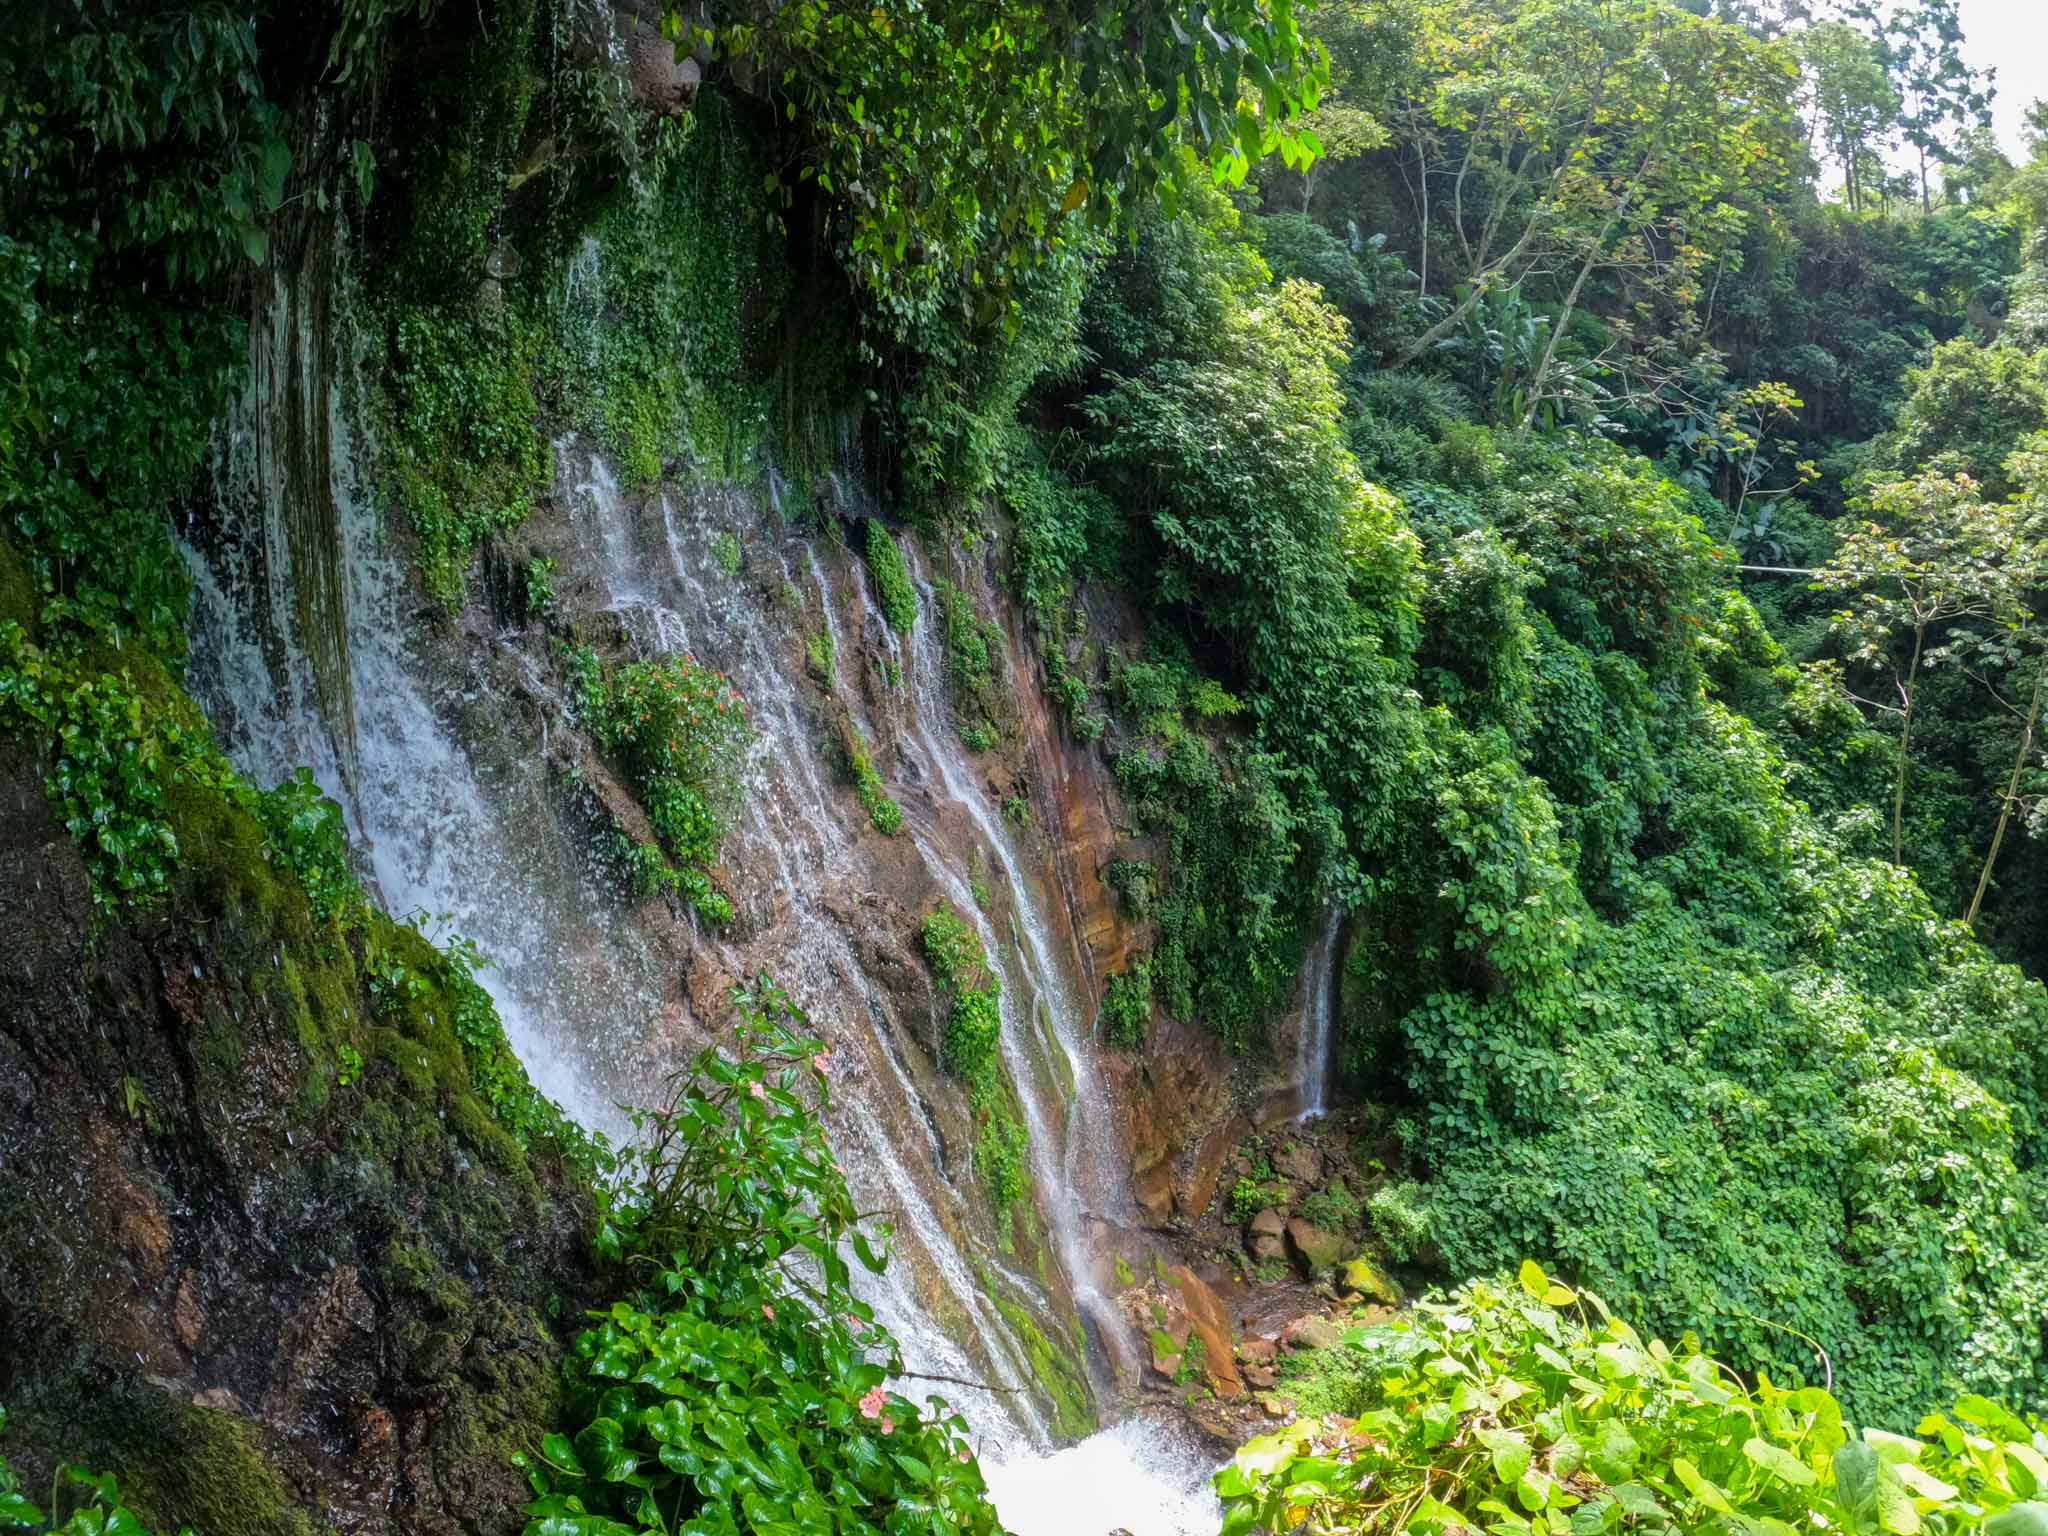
[896, 553, 1135, 1381]
[1297, 906, 1343, 1120]
[183, 224, 1229, 1524]
[563, 443, 1076, 1452]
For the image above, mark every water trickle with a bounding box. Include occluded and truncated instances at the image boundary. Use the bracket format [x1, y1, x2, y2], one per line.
[1297, 905, 1343, 1121]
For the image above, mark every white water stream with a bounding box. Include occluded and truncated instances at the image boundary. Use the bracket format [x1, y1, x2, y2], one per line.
[1296, 906, 1343, 1121]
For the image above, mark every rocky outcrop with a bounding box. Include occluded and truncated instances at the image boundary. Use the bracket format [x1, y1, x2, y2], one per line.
[0, 748, 596, 1535]
[1285, 1217, 1347, 1277]
[1122, 1015, 1234, 1227]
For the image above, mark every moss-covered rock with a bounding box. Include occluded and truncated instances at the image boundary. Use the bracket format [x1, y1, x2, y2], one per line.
[0, 746, 599, 1534]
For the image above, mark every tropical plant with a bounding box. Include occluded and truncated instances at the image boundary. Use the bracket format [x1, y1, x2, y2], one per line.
[523, 979, 1002, 1536]
[1223, 1262, 2048, 1536]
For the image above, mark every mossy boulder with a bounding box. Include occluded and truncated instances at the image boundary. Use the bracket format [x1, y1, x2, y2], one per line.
[1339, 1254, 1402, 1307]
[0, 745, 599, 1533]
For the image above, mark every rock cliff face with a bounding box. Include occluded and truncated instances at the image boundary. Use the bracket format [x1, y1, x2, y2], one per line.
[0, 742, 596, 1535]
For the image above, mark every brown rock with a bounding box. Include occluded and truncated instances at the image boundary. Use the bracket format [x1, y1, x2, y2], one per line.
[1273, 1140, 1323, 1186]
[1258, 1393, 1297, 1419]
[1248, 1207, 1286, 1238]
[172, 1270, 205, 1352]
[1248, 1232, 1285, 1262]
[1167, 1265, 1244, 1401]
[1237, 1337, 1278, 1366]
[1133, 1161, 1174, 1229]
[1280, 1314, 1343, 1351]
[1285, 1217, 1346, 1277]
[1178, 1113, 1249, 1222]
[1243, 1364, 1276, 1390]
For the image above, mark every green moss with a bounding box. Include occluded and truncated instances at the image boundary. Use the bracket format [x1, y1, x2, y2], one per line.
[22, 1391, 317, 1536]
[864, 521, 918, 631]
[985, 1287, 1096, 1442]
[0, 537, 36, 632]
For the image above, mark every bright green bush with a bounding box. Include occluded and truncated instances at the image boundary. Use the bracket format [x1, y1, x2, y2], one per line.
[525, 981, 1001, 1536]
[256, 768, 363, 927]
[587, 654, 752, 922]
[1228, 1262, 2048, 1536]
[1099, 965, 1151, 1049]
[0, 623, 207, 913]
[864, 521, 918, 632]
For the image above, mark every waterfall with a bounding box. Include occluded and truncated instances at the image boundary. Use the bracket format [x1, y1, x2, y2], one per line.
[895, 549, 1143, 1391]
[565, 447, 1072, 1452]
[1297, 905, 1343, 1120]
[180, 221, 1224, 1499]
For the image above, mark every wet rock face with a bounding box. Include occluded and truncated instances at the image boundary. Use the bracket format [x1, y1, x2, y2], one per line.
[1121, 1015, 1234, 1227]
[0, 750, 594, 1536]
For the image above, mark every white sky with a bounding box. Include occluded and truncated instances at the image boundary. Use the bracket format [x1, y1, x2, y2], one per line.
[1957, 0, 2048, 157]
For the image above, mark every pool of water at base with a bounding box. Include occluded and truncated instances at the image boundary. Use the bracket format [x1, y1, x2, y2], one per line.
[985, 1415, 1224, 1536]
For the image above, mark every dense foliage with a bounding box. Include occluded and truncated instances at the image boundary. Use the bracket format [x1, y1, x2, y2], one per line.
[524, 981, 1002, 1536]
[1226, 1264, 2048, 1536]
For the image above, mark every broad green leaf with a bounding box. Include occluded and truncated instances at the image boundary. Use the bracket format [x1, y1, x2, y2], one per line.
[1675, 1456, 1737, 1516]
[1985, 1504, 2048, 1536]
[1745, 1437, 1818, 1487]
[1835, 1441, 1881, 1528]
[1892, 1463, 1957, 1501]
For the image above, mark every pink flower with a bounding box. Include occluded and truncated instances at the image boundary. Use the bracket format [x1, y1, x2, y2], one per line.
[846, 1313, 866, 1334]
[958, 1448, 971, 1464]
[749, 1081, 767, 1102]
[761, 1303, 775, 1320]
[879, 1417, 895, 1436]
[859, 1388, 886, 1420]
[812, 1051, 831, 1075]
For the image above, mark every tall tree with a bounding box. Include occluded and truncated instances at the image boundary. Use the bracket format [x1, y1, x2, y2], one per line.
[1871, 0, 1996, 214]
[1820, 471, 2033, 864]
[1363, 0, 1801, 415]
[1800, 19, 1898, 213]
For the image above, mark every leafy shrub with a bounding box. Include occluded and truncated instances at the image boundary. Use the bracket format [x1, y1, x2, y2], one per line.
[587, 653, 751, 920]
[0, 623, 206, 912]
[526, 980, 1000, 1536]
[1299, 1178, 1361, 1233]
[523, 557, 558, 620]
[256, 767, 362, 926]
[921, 908, 1001, 1078]
[1099, 965, 1151, 1048]
[844, 738, 903, 836]
[975, 1104, 1029, 1214]
[1229, 1175, 1278, 1225]
[1225, 1262, 2048, 1536]
[378, 302, 551, 608]
[712, 530, 741, 578]
[0, 1408, 166, 1536]
[960, 721, 997, 753]
[864, 521, 917, 632]
[1365, 1180, 1432, 1264]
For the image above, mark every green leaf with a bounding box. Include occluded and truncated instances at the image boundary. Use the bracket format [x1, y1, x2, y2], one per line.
[1985, 1504, 2048, 1536]
[1675, 1456, 1736, 1516]
[1745, 1437, 1818, 1488]
[1835, 1442, 1881, 1528]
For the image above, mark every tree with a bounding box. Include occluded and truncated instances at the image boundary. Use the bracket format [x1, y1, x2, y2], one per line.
[670, 0, 1331, 329]
[1870, 0, 1995, 214]
[1819, 471, 2032, 864]
[1800, 20, 1898, 214]
[1963, 445, 2048, 927]
[1359, 0, 1802, 435]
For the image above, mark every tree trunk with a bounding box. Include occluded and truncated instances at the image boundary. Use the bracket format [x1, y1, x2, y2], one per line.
[1516, 171, 1641, 440]
[1891, 625, 1926, 865]
[1965, 656, 2046, 927]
